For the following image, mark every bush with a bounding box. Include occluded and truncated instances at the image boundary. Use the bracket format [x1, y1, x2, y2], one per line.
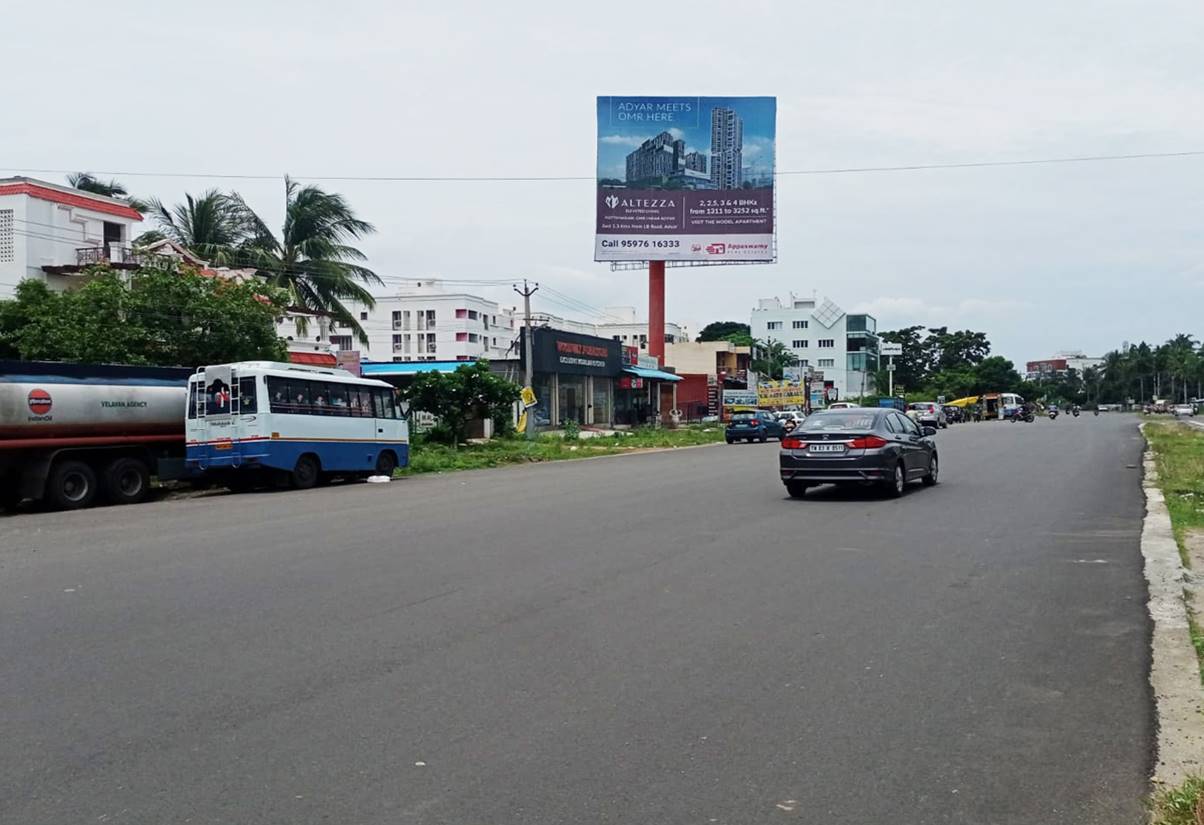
[563, 419, 581, 440]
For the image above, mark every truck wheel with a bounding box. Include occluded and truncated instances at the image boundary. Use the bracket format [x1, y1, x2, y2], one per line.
[103, 457, 151, 505]
[46, 460, 98, 510]
[291, 454, 320, 490]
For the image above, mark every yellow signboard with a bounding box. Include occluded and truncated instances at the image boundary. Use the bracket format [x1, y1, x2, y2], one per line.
[757, 380, 807, 408]
[521, 386, 537, 407]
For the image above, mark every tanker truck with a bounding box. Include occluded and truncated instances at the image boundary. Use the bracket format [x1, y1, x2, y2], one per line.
[0, 361, 191, 510]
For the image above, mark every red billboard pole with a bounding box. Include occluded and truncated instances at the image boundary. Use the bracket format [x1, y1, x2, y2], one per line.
[648, 260, 665, 366]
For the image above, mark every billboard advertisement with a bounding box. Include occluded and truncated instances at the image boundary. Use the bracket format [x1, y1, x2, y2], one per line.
[756, 380, 806, 408]
[595, 96, 776, 262]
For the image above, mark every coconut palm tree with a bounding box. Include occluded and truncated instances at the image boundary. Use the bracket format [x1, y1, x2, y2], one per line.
[751, 338, 794, 381]
[230, 177, 381, 342]
[147, 190, 251, 265]
[66, 172, 148, 213]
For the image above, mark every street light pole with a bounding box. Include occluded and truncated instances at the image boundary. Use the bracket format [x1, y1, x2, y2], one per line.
[513, 279, 539, 441]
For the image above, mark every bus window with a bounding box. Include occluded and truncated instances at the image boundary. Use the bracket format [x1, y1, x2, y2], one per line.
[326, 383, 348, 415]
[238, 376, 258, 414]
[373, 388, 395, 419]
[187, 382, 199, 419]
[348, 386, 370, 417]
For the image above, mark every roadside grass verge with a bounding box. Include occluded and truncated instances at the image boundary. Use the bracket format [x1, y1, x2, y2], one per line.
[1145, 420, 1204, 687]
[1144, 422, 1204, 566]
[1151, 775, 1204, 825]
[397, 426, 725, 476]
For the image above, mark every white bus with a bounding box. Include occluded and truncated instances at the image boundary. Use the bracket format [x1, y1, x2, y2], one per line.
[185, 361, 408, 489]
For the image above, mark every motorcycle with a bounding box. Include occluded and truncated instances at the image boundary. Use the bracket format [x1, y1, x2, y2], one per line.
[1072, 408, 1080, 417]
[1093, 409, 1099, 417]
[1049, 410, 1059, 420]
[1012, 409, 1035, 423]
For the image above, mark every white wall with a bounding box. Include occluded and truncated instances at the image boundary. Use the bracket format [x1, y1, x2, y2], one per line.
[0, 189, 142, 298]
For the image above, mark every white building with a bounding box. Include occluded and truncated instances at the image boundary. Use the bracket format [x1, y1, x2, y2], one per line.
[0, 176, 145, 298]
[1025, 350, 1105, 380]
[313, 282, 689, 364]
[750, 294, 879, 401]
[290, 279, 518, 364]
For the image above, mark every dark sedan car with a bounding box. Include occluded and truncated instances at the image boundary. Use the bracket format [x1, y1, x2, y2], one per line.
[725, 410, 787, 443]
[779, 408, 939, 498]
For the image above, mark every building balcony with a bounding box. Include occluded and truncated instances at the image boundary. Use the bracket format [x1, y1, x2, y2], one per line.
[42, 245, 168, 275]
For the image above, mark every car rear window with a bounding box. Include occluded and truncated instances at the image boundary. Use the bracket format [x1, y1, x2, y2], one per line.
[801, 412, 879, 431]
[732, 412, 756, 420]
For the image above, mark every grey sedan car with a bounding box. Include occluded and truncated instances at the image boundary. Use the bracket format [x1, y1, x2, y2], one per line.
[779, 408, 939, 499]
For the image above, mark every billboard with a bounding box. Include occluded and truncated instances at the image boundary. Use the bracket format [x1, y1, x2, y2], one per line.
[595, 96, 776, 262]
[757, 380, 806, 408]
[880, 342, 902, 357]
[524, 328, 622, 377]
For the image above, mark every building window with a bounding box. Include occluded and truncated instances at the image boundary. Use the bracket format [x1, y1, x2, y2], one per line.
[331, 335, 353, 350]
[799, 359, 809, 366]
[818, 358, 835, 367]
[792, 340, 808, 349]
[792, 320, 808, 329]
[359, 310, 368, 321]
[468, 310, 478, 320]
[483, 315, 489, 330]
[818, 339, 835, 348]
[766, 321, 782, 330]
[392, 334, 403, 353]
[403, 334, 411, 353]
[456, 332, 468, 342]
[425, 333, 437, 353]
[468, 333, 479, 343]
[392, 310, 403, 330]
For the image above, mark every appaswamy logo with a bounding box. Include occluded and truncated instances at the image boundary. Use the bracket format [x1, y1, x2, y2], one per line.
[705, 243, 726, 255]
[604, 194, 619, 209]
[27, 388, 52, 415]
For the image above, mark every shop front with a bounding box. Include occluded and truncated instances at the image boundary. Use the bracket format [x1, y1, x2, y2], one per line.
[523, 328, 622, 428]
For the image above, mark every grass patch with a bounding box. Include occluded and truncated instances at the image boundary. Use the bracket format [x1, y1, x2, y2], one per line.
[1151, 776, 1204, 825]
[397, 426, 725, 477]
[1144, 421, 1204, 567]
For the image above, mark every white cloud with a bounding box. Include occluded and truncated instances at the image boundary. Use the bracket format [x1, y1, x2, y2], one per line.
[599, 134, 642, 147]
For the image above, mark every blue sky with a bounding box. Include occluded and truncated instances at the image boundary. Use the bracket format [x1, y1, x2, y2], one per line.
[596, 96, 777, 180]
[3, 0, 1202, 366]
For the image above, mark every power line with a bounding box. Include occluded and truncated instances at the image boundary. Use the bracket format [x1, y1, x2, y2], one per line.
[5, 150, 1203, 183]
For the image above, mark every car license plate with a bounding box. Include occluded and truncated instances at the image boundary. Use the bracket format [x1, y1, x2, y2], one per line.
[809, 443, 846, 453]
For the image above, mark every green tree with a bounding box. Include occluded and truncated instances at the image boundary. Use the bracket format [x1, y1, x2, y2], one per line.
[403, 362, 521, 447]
[926, 327, 990, 372]
[696, 321, 752, 344]
[751, 338, 794, 380]
[971, 356, 1023, 393]
[232, 177, 382, 342]
[148, 190, 251, 264]
[0, 264, 287, 367]
[877, 325, 931, 391]
[66, 172, 148, 213]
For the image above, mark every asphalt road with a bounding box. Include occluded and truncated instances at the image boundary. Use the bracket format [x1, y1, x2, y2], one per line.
[0, 414, 1152, 824]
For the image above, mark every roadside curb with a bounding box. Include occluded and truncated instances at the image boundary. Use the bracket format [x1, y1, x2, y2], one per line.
[1139, 423, 1204, 788]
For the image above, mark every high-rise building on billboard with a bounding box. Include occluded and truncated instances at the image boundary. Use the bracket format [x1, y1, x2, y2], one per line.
[710, 107, 744, 190]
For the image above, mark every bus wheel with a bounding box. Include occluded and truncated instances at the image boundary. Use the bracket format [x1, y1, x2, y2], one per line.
[47, 460, 98, 510]
[291, 455, 320, 490]
[103, 457, 151, 505]
[375, 451, 397, 477]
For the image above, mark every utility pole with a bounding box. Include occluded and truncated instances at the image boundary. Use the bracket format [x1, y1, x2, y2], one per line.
[513, 279, 539, 440]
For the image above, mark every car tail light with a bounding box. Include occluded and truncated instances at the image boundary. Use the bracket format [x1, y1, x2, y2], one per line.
[749, 418, 759, 425]
[782, 437, 803, 450]
[849, 435, 888, 449]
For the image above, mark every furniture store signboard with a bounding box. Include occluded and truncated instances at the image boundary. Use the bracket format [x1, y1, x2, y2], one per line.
[595, 96, 777, 262]
[526, 328, 622, 377]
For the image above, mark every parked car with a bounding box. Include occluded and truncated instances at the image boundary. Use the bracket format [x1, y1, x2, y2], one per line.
[827, 402, 859, 410]
[907, 401, 948, 429]
[1173, 403, 1195, 417]
[726, 410, 787, 443]
[780, 408, 938, 498]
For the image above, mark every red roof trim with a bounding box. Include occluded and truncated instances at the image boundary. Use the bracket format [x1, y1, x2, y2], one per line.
[289, 352, 338, 366]
[0, 182, 143, 221]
